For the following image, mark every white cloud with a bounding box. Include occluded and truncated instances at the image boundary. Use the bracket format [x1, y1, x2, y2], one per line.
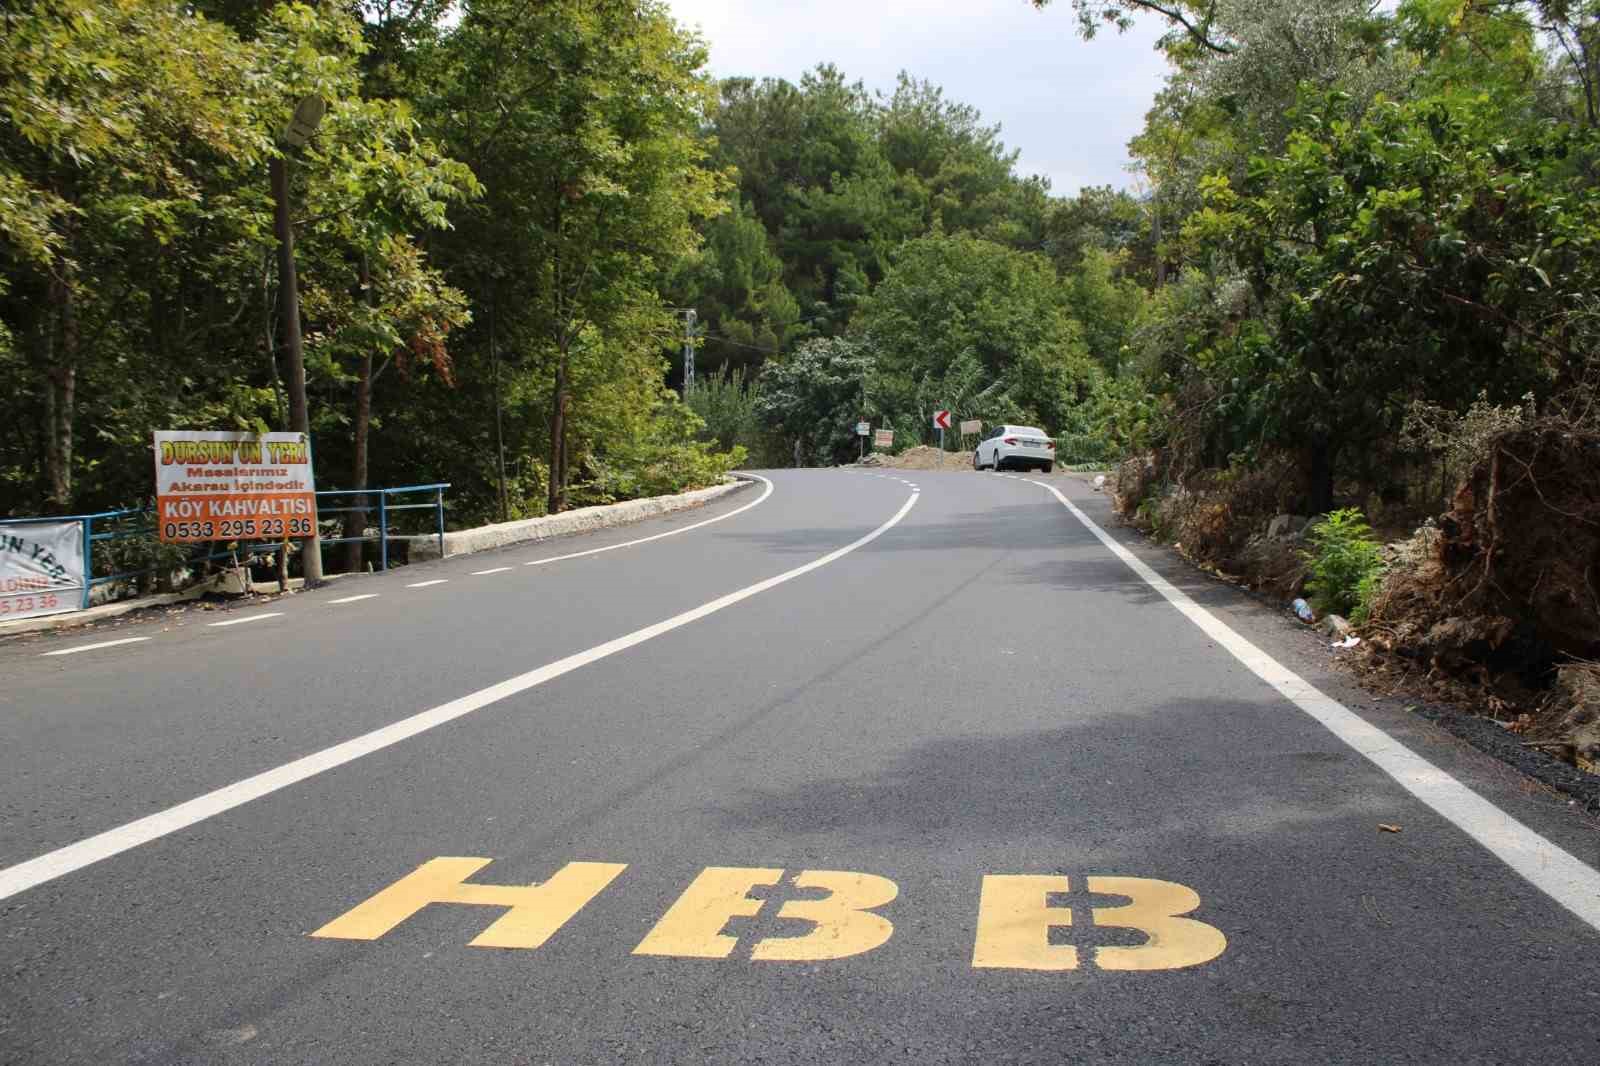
[666, 0, 1170, 195]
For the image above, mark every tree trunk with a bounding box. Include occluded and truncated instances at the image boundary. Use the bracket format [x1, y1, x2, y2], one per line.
[1307, 437, 1336, 516]
[44, 265, 78, 510]
[547, 345, 568, 514]
[271, 154, 323, 583]
[344, 255, 375, 574]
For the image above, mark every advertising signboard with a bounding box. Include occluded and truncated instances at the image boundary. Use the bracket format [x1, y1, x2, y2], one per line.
[874, 429, 894, 449]
[153, 431, 317, 543]
[0, 520, 85, 620]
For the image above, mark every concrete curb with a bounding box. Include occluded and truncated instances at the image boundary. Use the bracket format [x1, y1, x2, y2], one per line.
[407, 477, 753, 561]
[0, 576, 230, 637]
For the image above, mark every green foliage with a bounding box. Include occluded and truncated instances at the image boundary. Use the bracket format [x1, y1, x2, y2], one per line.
[754, 337, 875, 466]
[856, 233, 1101, 438]
[1303, 509, 1385, 620]
[686, 367, 781, 465]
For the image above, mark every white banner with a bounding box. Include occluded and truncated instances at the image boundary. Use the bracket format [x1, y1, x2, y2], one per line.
[0, 520, 85, 620]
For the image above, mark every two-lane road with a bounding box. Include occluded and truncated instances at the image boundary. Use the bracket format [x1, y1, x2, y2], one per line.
[3, 469, 1599, 1063]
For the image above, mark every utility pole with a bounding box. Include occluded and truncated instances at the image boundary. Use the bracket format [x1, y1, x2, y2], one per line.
[272, 96, 326, 586]
[681, 308, 697, 395]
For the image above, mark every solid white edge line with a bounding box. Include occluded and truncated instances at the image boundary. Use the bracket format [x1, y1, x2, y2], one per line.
[206, 613, 283, 628]
[41, 637, 150, 657]
[1022, 476, 1600, 932]
[522, 475, 775, 568]
[405, 580, 447, 588]
[327, 594, 379, 605]
[0, 484, 919, 902]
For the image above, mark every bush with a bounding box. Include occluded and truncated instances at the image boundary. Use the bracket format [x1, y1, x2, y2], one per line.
[1303, 508, 1384, 621]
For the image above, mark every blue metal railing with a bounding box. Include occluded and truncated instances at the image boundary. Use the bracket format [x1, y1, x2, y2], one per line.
[4, 483, 448, 610]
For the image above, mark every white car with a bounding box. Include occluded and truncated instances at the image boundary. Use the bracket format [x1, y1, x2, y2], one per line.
[974, 424, 1055, 473]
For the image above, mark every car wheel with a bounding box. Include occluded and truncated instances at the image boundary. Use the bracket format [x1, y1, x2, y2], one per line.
[992, 455, 1004, 472]
[1040, 463, 1053, 474]
[973, 451, 981, 471]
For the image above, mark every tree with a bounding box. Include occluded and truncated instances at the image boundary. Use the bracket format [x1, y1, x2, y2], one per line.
[1181, 90, 1598, 510]
[0, 0, 269, 508]
[665, 195, 802, 378]
[854, 234, 1099, 434]
[423, 0, 727, 513]
[754, 337, 876, 466]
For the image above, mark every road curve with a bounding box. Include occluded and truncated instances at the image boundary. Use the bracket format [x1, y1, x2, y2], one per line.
[2, 469, 1598, 1064]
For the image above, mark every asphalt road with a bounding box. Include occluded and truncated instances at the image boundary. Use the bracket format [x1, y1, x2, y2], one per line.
[3, 468, 1599, 1064]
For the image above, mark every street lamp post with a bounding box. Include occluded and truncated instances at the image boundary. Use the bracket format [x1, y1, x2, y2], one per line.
[271, 95, 326, 585]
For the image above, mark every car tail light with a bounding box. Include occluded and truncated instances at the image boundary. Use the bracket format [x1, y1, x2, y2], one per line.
[1046, 441, 1055, 449]
[1003, 436, 1017, 445]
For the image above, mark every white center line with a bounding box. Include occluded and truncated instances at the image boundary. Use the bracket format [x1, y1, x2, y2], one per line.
[207, 612, 283, 628]
[0, 485, 919, 902]
[471, 567, 512, 576]
[523, 475, 774, 568]
[41, 637, 150, 658]
[1021, 475, 1600, 933]
[406, 579, 448, 588]
[327, 594, 379, 605]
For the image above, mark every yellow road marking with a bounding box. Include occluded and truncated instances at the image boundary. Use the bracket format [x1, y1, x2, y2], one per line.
[972, 875, 1078, 971]
[1086, 876, 1228, 971]
[749, 870, 898, 962]
[633, 866, 781, 959]
[310, 857, 626, 949]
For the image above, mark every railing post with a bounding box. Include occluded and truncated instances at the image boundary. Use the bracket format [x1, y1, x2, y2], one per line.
[378, 490, 389, 572]
[80, 516, 93, 611]
[435, 486, 445, 560]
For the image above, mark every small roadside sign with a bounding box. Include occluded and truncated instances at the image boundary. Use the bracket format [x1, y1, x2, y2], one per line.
[960, 419, 982, 436]
[856, 421, 871, 437]
[932, 410, 952, 430]
[874, 429, 894, 449]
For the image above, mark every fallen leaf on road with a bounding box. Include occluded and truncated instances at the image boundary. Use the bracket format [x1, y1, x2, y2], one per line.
[1378, 823, 1403, 833]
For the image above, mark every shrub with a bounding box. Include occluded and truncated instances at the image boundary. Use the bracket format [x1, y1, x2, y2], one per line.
[1303, 508, 1385, 620]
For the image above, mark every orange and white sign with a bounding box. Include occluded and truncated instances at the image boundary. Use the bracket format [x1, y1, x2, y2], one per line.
[153, 431, 317, 543]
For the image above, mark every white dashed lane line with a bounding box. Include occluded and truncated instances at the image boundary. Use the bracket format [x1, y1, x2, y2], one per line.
[40, 637, 151, 658]
[23, 478, 776, 658]
[207, 612, 284, 628]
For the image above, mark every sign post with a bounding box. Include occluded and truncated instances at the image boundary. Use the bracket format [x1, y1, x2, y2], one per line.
[932, 409, 952, 450]
[856, 421, 870, 460]
[153, 431, 318, 549]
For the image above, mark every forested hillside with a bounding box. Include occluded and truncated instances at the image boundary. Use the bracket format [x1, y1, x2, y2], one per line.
[1, 0, 1160, 522]
[5, 0, 1599, 555]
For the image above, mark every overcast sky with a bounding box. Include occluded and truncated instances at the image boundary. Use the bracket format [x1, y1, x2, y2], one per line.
[665, 0, 1171, 197]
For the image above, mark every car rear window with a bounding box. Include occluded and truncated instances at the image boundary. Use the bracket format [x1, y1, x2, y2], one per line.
[1016, 427, 1046, 438]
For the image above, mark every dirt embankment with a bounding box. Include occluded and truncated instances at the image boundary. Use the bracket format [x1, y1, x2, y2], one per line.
[1111, 423, 1600, 776]
[857, 446, 973, 471]
[1363, 424, 1600, 770]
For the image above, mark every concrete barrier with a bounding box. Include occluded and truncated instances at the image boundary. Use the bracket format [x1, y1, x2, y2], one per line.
[407, 477, 754, 562]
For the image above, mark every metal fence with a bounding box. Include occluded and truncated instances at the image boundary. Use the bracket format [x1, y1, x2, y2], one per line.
[5, 483, 448, 610]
